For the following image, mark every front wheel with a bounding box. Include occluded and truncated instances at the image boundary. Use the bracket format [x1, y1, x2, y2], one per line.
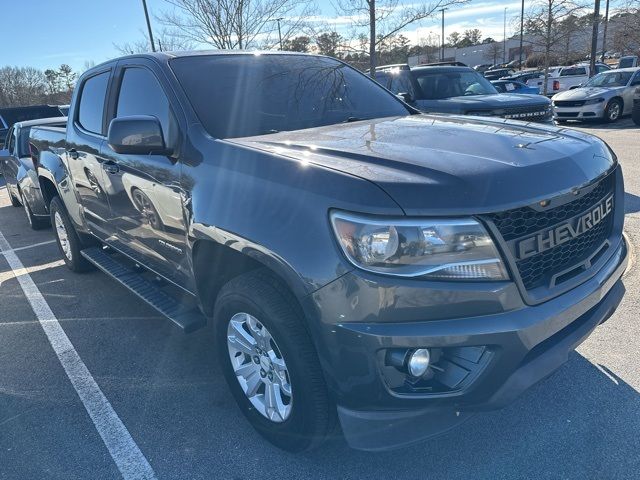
[50, 196, 95, 272]
[214, 270, 335, 452]
[604, 99, 622, 123]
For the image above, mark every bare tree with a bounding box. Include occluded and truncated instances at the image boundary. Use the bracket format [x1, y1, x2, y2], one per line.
[115, 29, 194, 54]
[156, 0, 316, 50]
[484, 42, 503, 65]
[0, 67, 46, 107]
[609, 1, 640, 55]
[521, 0, 586, 95]
[336, 0, 468, 76]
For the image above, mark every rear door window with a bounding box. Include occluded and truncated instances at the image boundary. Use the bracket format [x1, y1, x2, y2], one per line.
[78, 71, 110, 135]
[389, 72, 415, 97]
[560, 67, 587, 76]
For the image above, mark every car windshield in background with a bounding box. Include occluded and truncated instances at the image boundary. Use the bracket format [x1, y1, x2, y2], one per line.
[170, 54, 410, 138]
[410, 70, 498, 100]
[584, 71, 633, 88]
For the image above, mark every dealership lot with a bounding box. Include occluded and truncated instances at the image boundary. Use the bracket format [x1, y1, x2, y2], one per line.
[1, 120, 639, 479]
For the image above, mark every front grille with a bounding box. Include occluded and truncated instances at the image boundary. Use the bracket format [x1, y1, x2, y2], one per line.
[501, 105, 551, 122]
[557, 112, 580, 117]
[554, 100, 586, 107]
[486, 174, 615, 291]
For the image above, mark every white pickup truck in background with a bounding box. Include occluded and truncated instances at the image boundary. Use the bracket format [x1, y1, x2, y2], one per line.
[527, 63, 612, 96]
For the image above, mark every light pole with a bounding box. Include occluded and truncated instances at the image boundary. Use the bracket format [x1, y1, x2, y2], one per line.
[439, 8, 447, 61]
[276, 17, 284, 50]
[503, 7, 508, 64]
[601, 0, 610, 62]
[589, 0, 601, 77]
[518, 0, 524, 69]
[141, 0, 156, 52]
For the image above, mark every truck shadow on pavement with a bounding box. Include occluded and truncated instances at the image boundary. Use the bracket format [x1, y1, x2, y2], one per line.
[625, 192, 640, 214]
[298, 352, 640, 479]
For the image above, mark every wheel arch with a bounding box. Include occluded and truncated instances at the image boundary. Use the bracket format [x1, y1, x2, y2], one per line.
[191, 237, 311, 319]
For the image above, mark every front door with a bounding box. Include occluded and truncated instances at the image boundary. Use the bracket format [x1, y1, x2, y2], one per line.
[101, 62, 190, 288]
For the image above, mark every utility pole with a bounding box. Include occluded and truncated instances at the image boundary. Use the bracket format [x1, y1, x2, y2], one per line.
[439, 8, 447, 61]
[518, 0, 524, 69]
[601, 0, 610, 62]
[503, 7, 508, 64]
[141, 0, 156, 53]
[276, 17, 284, 50]
[589, 0, 601, 77]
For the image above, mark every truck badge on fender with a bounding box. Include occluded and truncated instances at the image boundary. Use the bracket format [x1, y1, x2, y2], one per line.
[517, 195, 614, 260]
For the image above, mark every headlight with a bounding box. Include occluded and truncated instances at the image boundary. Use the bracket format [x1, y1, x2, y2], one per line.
[585, 97, 605, 105]
[330, 211, 508, 280]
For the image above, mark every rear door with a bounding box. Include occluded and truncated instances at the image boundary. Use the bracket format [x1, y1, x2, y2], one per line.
[66, 67, 115, 239]
[100, 59, 190, 288]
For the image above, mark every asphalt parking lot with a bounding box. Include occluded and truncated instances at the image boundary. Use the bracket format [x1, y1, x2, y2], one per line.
[1, 118, 639, 480]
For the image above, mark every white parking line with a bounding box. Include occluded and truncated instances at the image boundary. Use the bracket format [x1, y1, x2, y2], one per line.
[6, 239, 57, 253]
[0, 229, 157, 480]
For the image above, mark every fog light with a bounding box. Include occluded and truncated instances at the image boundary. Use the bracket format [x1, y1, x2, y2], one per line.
[407, 348, 431, 377]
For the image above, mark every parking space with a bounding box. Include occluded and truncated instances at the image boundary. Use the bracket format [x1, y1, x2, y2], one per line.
[1, 122, 640, 479]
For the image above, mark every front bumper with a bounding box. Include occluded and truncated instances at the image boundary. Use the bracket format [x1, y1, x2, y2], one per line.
[309, 237, 627, 450]
[553, 103, 606, 120]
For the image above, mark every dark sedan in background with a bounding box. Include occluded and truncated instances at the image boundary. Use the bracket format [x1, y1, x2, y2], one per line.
[0, 116, 67, 229]
[375, 64, 552, 122]
[0, 105, 65, 147]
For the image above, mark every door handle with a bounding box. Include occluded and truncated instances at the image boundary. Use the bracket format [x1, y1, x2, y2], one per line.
[102, 161, 120, 174]
[68, 148, 79, 160]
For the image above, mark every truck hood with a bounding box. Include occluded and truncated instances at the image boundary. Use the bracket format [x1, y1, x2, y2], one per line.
[415, 94, 549, 114]
[553, 86, 623, 100]
[230, 114, 615, 216]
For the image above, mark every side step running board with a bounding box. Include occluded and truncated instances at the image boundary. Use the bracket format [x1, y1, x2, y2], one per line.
[81, 247, 206, 333]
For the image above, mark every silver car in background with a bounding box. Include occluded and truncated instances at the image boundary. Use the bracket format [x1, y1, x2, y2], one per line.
[552, 67, 640, 123]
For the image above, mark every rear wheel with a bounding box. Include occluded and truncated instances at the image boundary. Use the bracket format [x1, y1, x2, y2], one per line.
[20, 190, 50, 230]
[9, 188, 21, 207]
[214, 270, 335, 452]
[604, 99, 622, 123]
[50, 196, 95, 273]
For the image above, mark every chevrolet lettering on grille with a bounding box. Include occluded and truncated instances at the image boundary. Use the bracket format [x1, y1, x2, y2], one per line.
[516, 194, 614, 260]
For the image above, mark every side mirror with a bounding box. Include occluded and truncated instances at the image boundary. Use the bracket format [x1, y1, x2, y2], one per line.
[396, 92, 414, 103]
[107, 115, 172, 155]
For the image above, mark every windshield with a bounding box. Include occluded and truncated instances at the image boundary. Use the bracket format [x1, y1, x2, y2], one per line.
[410, 70, 498, 100]
[584, 71, 633, 87]
[170, 54, 411, 138]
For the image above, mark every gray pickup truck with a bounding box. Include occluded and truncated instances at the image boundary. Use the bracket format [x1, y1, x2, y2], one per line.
[30, 51, 627, 452]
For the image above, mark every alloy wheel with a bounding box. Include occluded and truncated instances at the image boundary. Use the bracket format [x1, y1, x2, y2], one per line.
[54, 211, 72, 261]
[226, 312, 293, 422]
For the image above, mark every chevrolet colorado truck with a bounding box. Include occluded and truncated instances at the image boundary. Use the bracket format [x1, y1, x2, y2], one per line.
[31, 51, 627, 452]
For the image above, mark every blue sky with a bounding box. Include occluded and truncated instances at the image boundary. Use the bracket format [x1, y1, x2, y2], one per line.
[1, 0, 605, 72]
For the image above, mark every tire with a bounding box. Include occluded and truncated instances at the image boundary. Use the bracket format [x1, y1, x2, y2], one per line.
[20, 190, 50, 230]
[214, 270, 335, 452]
[49, 196, 95, 273]
[633, 101, 640, 126]
[604, 98, 622, 123]
[9, 189, 21, 207]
